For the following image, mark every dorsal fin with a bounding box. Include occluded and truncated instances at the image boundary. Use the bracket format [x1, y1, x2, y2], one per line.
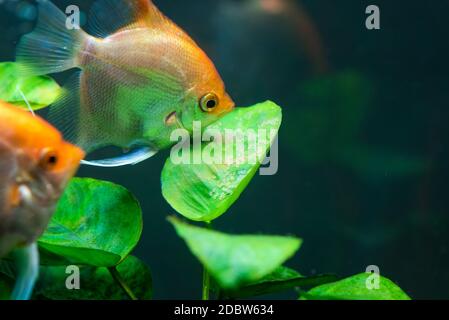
[88, 0, 193, 42]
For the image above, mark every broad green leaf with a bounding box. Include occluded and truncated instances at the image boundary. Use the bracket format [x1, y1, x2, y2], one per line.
[302, 273, 411, 300]
[161, 101, 282, 222]
[0, 62, 61, 110]
[38, 178, 143, 267]
[169, 217, 301, 289]
[33, 256, 152, 300]
[224, 266, 338, 298]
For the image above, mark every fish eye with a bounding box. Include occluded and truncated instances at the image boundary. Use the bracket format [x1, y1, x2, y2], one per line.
[39, 148, 59, 170]
[200, 93, 219, 112]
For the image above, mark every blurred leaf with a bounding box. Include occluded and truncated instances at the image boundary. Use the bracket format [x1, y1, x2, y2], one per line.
[224, 266, 338, 298]
[0, 275, 12, 300]
[337, 146, 427, 181]
[169, 217, 301, 289]
[38, 246, 75, 266]
[301, 273, 410, 300]
[286, 71, 425, 180]
[285, 71, 371, 164]
[161, 101, 282, 222]
[0, 260, 14, 300]
[0, 259, 15, 280]
[255, 266, 302, 281]
[0, 62, 61, 110]
[38, 178, 143, 267]
[33, 256, 152, 300]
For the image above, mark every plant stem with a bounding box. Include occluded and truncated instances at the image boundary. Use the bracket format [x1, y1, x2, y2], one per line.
[202, 265, 211, 300]
[202, 221, 212, 300]
[108, 267, 138, 300]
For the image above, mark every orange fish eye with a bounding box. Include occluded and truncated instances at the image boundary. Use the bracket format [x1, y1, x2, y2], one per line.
[200, 93, 219, 112]
[39, 148, 59, 170]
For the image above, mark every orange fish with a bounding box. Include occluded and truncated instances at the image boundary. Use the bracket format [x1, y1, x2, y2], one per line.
[0, 100, 84, 300]
[17, 0, 235, 167]
[0, 100, 84, 257]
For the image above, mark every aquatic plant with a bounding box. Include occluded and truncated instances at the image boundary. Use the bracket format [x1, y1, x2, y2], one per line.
[0, 62, 410, 300]
[0, 62, 61, 110]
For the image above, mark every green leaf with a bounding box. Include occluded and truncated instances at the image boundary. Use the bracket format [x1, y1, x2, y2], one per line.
[38, 178, 143, 267]
[33, 255, 152, 300]
[224, 266, 338, 298]
[0, 62, 61, 110]
[161, 101, 282, 222]
[169, 217, 301, 289]
[302, 273, 411, 300]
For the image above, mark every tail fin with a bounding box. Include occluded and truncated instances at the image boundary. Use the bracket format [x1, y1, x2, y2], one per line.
[16, 0, 88, 76]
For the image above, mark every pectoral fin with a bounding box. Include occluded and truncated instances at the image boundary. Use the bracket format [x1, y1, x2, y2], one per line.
[81, 146, 158, 167]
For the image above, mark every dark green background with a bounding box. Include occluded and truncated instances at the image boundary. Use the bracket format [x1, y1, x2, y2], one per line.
[1, 0, 448, 299]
